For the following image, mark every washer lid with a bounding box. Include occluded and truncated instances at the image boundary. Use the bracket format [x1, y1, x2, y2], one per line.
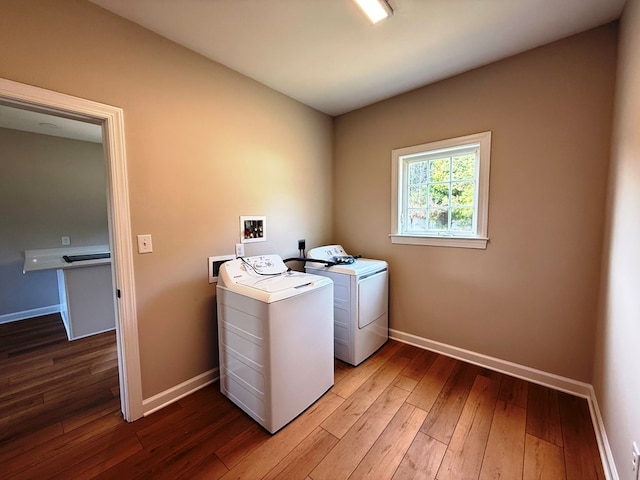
[218, 255, 332, 303]
[238, 272, 317, 292]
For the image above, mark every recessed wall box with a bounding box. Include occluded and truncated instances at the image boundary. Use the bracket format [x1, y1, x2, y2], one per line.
[240, 216, 266, 243]
[209, 255, 235, 284]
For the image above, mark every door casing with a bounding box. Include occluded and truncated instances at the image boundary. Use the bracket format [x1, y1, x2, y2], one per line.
[0, 77, 143, 421]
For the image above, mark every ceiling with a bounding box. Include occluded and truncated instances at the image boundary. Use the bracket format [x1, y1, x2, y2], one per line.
[89, 0, 626, 116]
[0, 104, 102, 143]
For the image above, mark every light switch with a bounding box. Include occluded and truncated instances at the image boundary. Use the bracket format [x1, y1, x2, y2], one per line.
[137, 234, 153, 254]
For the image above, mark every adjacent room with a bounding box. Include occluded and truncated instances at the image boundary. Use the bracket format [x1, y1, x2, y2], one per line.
[0, 0, 638, 478]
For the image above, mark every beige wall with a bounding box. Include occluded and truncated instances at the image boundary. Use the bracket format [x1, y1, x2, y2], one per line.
[0, 128, 108, 253]
[1, 3, 628, 456]
[594, 0, 640, 477]
[334, 25, 617, 382]
[0, 127, 108, 315]
[0, 0, 333, 398]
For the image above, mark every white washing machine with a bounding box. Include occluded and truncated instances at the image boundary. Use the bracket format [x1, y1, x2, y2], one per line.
[216, 254, 334, 434]
[305, 245, 388, 366]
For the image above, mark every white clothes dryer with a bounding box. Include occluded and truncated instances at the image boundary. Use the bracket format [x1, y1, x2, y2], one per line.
[305, 245, 388, 366]
[216, 254, 334, 434]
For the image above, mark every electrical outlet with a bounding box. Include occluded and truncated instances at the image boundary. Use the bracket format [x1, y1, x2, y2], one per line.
[633, 441, 640, 478]
[235, 243, 244, 257]
[61, 236, 70, 246]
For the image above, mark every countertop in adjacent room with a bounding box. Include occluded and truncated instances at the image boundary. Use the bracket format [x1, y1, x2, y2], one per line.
[23, 245, 111, 273]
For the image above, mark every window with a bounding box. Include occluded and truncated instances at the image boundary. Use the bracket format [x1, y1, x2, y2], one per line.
[390, 131, 491, 249]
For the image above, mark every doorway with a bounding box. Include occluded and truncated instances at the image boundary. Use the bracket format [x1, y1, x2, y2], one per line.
[0, 78, 142, 421]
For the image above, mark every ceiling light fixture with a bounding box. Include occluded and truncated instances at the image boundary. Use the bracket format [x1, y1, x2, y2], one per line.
[353, 0, 393, 24]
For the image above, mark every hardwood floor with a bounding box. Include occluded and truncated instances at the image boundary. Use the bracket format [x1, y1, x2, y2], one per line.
[0, 314, 119, 446]
[1, 318, 605, 479]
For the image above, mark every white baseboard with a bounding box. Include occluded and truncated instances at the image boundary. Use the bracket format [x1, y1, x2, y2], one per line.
[142, 368, 219, 416]
[585, 385, 619, 480]
[68, 326, 116, 342]
[0, 304, 61, 324]
[389, 328, 618, 480]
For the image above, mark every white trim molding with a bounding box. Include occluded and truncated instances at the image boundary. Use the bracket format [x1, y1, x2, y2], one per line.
[0, 77, 143, 421]
[390, 131, 491, 249]
[389, 234, 488, 249]
[142, 368, 219, 416]
[586, 385, 619, 480]
[390, 328, 591, 396]
[0, 305, 61, 325]
[390, 328, 618, 479]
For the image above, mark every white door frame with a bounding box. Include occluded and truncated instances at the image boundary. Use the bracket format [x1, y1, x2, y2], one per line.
[0, 78, 143, 421]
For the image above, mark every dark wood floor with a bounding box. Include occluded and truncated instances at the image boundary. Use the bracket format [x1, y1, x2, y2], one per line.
[0, 314, 119, 446]
[1, 315, 605, 479]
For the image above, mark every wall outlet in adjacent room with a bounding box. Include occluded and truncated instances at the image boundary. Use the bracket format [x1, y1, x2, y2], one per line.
[209, 255, 234, 283]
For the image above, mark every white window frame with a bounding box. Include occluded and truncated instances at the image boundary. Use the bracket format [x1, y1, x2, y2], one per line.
[390, 131, 491, 249]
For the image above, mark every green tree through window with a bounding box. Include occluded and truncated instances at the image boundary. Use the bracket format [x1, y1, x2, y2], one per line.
[407, 153, 476, 233]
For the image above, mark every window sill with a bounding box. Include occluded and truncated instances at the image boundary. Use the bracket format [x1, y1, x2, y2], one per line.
[389, 234, 488, 249]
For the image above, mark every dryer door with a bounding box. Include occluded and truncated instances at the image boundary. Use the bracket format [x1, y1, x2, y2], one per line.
[357, 270, 388, 329]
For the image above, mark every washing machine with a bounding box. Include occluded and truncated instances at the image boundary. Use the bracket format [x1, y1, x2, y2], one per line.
[216, 254, 334, 434]
[305, 245, 388, 366]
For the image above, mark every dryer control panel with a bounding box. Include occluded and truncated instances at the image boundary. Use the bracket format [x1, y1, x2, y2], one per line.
[307, 245, 348, 261]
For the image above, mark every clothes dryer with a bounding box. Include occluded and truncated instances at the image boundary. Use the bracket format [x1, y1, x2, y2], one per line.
[305, 245, 388, 366]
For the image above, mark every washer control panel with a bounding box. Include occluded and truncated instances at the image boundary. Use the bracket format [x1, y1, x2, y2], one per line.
[224, 254, 288, 281]
[242, 255, 287, 275]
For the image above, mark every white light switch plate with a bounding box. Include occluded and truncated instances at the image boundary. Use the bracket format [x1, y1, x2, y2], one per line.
[137, 234, 153, 254]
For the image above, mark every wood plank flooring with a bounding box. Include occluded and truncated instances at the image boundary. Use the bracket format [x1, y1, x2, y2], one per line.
[1, 316, 605, 479]
[0, 314, 119, 447]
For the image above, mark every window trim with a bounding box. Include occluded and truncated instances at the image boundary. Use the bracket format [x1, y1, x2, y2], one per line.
[390, 131, 491, 249]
